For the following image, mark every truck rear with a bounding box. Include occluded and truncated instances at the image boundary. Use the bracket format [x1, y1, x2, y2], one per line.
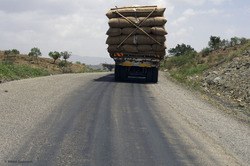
[106, 6, 167, 83]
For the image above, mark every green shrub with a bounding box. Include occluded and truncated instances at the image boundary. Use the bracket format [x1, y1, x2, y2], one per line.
[58, 61, 67, 67]
[201, 47, 210, 57]
[165, 52, 197, 69]
[170, 70, 186, 82]
[216, 54, 224, 61]
[208, 55, 213, 63]
[197, 56, 205, 64]
[169, 64, 208, 82]
[0, 63, 49, 80]
[183, 64, 208, 76]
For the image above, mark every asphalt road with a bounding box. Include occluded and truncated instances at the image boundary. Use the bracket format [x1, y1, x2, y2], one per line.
[0, 72, 249, 166]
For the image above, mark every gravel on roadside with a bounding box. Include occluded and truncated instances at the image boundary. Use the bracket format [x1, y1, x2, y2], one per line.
[149, 72, 250, 165]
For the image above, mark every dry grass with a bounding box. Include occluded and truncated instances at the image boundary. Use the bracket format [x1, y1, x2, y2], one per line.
[0, 51, 91, 74]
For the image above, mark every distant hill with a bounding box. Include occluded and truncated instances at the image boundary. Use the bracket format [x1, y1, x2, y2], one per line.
[87, 64, 104, 70]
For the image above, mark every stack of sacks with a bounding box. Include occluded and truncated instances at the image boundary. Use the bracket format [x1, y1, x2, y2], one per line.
[106, 6, 167, 57]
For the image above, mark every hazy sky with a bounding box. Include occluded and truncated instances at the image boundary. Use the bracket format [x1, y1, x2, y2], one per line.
[0, 0, 249, 59]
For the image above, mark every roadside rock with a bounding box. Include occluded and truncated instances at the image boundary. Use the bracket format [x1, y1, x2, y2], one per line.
[200, 46, 250, 107]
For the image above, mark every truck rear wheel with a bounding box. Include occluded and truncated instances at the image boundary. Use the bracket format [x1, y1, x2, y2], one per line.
[115, 65, 120, 81]
[152, 67, 158, 83]
[120, 66, 128, 81]
[146, 68, 153, 82]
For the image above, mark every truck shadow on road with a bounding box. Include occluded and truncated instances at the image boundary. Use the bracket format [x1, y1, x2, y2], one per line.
[94, 74, 153, 84]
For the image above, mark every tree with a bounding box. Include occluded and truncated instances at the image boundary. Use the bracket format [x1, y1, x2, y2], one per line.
[11, 49, 20, 54]
[4, 50, 11, 64]
[208, 36, 221, 50]
[230, 37, 241, 47]
[28, 47, 42, 63]
[29, 47, 42, 57]
[4, 50, 11, 56]
[219, 39, 230, 49]
[61, 51, 71, 62]
[240, 37, 248, 45]
[3, 49, 19, 65]
[49, 51, 61, 64]
[168, 43, 196, 56]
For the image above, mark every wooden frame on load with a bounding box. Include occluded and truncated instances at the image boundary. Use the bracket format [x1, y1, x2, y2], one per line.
[114, 7, 162, 49]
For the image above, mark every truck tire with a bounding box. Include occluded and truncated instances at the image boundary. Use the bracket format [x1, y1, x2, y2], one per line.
[115, 65, 120, 81]
[152, 67, 158, 83]
[146, 68, 153, 82]
[120, 66, 128, 81]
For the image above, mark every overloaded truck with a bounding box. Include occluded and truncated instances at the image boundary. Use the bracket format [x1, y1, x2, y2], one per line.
[106, 6, 167, 83]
